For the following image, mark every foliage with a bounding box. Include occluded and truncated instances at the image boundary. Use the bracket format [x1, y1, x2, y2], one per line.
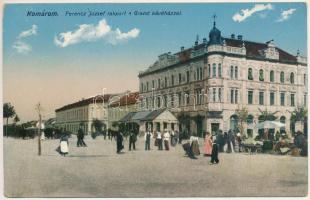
[3, 103, 17, 136]
[258, 108, 278, 122]
[290, 106, 307, 123]
[92, 119, 105, 132]
[13, 115, 20, 124]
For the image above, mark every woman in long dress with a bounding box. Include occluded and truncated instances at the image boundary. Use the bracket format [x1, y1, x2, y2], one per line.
[60, 134, 69, 156]
[204, 132, 212, 156]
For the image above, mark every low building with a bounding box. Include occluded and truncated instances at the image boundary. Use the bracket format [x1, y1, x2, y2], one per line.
[55, 94, 111, 134]
[119, 108, 179, 133]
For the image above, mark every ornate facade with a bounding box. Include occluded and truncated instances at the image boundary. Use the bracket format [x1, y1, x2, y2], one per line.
[138, 21, 307, 137]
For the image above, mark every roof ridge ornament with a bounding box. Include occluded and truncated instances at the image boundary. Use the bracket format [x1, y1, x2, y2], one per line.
[212, 14, 217, 27]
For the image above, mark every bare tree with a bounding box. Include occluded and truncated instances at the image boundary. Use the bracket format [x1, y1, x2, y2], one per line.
[35, 103, 43, 156]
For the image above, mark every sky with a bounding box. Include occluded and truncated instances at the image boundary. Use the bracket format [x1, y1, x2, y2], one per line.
[3, 2, 307, 122]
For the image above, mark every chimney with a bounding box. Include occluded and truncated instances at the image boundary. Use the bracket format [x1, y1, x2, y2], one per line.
[203, 38, 207, 43]
[181, 46, 184, 51]
[231, 34, 235, 39]
[237, 35, 243, 40]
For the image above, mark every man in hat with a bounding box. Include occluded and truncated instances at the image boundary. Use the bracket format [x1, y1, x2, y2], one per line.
[163, 129, 170, 151]
[144, 128, 153, 150]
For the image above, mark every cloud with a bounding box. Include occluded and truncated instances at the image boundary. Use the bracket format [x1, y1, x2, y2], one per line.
[54, 19, 140, 47]
[12, 41, 32, 54]
[233, 4, 273, 22]
[18, 24, 38, 39]
[13, 24, 38, 54]
[277, 8, 296, 22]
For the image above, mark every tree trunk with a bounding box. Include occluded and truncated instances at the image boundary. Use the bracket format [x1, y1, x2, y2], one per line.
[6, 118, 8, 137]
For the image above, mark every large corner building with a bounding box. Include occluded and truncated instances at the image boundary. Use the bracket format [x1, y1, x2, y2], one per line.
[138, 20, 308, 136]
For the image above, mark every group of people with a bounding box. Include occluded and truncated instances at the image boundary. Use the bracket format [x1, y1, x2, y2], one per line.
[115, 129, 179, 154]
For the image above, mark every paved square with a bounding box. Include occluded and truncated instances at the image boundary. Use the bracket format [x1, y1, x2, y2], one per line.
[3, 136, 308, 197]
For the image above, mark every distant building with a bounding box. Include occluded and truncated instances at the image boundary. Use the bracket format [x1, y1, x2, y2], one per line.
[55, 94, 112, 134]
[108, 91, 140, 130]
[138, 19, 307, 136]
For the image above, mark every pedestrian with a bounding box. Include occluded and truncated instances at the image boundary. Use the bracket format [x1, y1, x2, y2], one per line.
[182, 140, 197, 159]
[59, 133, 69, 156]
[129, 130, 136, 151]
[78, 125, 87, 147]
[77, 125, 83, 147]
[236, 132, 243, 152]
[157, 130, 163, 150]
[116, 132, 124, 154]
[210, 134, 219, 164]
[204, 131, 212, 156]
[227, 130, 235, 153]
[163, 129, 170, 151]
[190, 135, 200, 156]
[145, 129, 153, 150]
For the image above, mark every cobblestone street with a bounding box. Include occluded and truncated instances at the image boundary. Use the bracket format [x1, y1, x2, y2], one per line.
[4, 136, 308, 197]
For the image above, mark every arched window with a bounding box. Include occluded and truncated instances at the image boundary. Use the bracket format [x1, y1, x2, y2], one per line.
[280, 71, 285, 83]
[280, 116, 286, 132]
[259, 69, 264, 81]
[235, 66, 238, 79]
[230, 66, 234, 79]
[270, 70, 274, 82]
[218, 64, 222, 77]
[290, 72, 294, 84]
[230, 115, 239, 132]
[212, 63, 216, 78]
[248, 68, 253, 80]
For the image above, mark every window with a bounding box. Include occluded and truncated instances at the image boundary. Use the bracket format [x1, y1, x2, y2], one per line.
[235, 90, 238, 103]
[290, 73, 294, 84]
[164, 77, 167, 88]
[178, 73, 182, 84]
[259, 69, 264, 81]
[200, 67, 203, 80]
[290, 93, 295, 106]
[248, 68, 253, 80]
[178, 93, 182, 106]
[140, 83, 143, 92]
[218, 64, 222, 77]
[218, 88, 222, 102]
[280, 71, 284, 83]
[146, 82, 149, 91]
[157, 96, 161, 108]
[248, 91, 253, 104]
[185, 91, 190, 105]
[212, 64, 216, 78]
[280, 92, 285, 106]
[230, 66, 234, 79]
[230, 89, 234, 103]
[270, 92, 275, 106]
[158, 79, 161, 89]
[196, 89, 203, 105]
[235, 66, 238, 79]
[270, 70, 274, 82]
[152, 80, 155, 89]
[304, 74, 306, 85]
[186, 71, 190, 83]
[213, 88, 216, 102]
[259, 91, 264, 105]
[208, 64, 211, 78]
[171, 75, 174, 86]
[164, 95, 167, 107]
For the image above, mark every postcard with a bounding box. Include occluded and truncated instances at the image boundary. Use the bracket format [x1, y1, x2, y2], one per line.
[2, 1, 308, 198]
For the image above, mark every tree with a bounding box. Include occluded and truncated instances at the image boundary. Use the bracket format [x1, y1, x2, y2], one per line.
[235, 106, 248, 136]
[92, 119, 104, 132]
[258, 108, 278, 122]
[289, 106, 307, 133]
[3, 103, 16, 137]
[35, 103, 43, 156]
[13, 115, 20, 124]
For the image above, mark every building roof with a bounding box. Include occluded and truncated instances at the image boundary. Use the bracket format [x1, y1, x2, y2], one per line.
[109, 91, 139, 107]
[55, 94, 112, 112]
[139, 29, 303, 77]
[119, 109, 173, 123]
[224, 38, 297, 63]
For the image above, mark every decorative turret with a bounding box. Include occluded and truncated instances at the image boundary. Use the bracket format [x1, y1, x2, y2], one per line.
[208, 14, 222, 45]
